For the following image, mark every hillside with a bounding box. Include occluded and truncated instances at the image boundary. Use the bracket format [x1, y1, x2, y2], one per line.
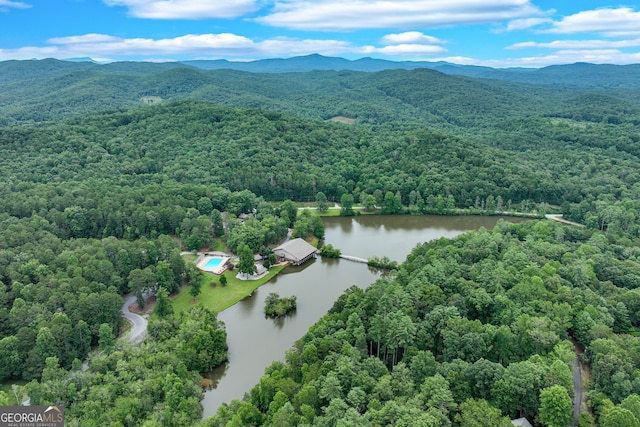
[1, 58, 640, 131]
[1, 57, 640, 426]
[1, 99, 639, 210]
[181, 54, 640, 90]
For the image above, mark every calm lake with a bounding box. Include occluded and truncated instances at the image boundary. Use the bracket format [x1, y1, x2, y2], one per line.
[201, 214, 526, 418]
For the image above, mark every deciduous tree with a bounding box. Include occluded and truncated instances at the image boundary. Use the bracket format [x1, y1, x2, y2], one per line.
[238, 243, 257, 278]
[537, 385, 572, 427]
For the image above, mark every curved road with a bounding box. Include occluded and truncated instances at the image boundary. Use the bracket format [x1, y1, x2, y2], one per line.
[122, 294, 148, 344]
[78, 294, 148, 374]
[572, 355, 582, 418]
[24, 296, 150, 404]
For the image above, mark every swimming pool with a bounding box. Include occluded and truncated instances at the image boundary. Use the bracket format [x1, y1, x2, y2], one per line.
[198, 255, 230, 274]
[204, 257, 224, 269]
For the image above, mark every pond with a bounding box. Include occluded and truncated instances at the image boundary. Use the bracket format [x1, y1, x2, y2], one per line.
[201, 214, 526, 418]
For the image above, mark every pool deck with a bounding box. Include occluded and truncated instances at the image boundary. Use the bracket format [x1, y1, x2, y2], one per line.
[197, 254, 231, 275]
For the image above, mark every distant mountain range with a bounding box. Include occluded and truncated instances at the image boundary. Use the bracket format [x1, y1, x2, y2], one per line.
[181, 53, 497, 76]
[1, 54, 639, 127]
[180, 54, 640, 88]
[3, 54, 639, 89]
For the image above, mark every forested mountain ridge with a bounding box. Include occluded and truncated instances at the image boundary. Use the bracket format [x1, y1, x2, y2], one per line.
[1, 56, 640, 425]
[2, 58, 640, 128]
[181, 54, 640, 87]
[483, 62, 640, 89]
[1, 99, 639, 230]
[181, 53, 509, 77]
[182, 54, 640, 91]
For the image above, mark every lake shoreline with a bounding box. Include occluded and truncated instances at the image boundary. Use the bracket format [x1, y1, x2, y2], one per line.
[199, 214, 531, 418]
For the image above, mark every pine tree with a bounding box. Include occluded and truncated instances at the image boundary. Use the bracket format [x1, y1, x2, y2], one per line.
[154, 288, 174, 317]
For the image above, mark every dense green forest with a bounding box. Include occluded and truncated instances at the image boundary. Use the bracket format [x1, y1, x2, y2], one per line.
[2, 58, 640, 129]
[208, 220, 640, 427]
[1, 58, 640, 425]
[1, 98, 639, 233]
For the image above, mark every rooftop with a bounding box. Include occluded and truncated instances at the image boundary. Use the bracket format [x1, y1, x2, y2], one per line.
[274, 238, 317, 263]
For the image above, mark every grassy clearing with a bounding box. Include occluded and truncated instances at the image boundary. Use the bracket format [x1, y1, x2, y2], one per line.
[317, 208, 341, 217]
[210, 238, 226, 252]
[140, 96, 162, 104]
[182, 253, 198, 263]
[172, 265, 286, 314]
[313, 206, 377, 217]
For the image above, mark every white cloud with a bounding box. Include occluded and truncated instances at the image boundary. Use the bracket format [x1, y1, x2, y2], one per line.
[0, 33, 258, 61]
[368, 44, 447, 56]
[0, 0, 31, 10]
[103, 0, 259, 19]
[0, 32, 366, 61]
[380, 32, 444, 46]
[531, 49, 640, 66]
[546, 7, 640, 37]
[1, 26, 637, 67]
[507, 38, 640, 50]
[257, 0, 543, 30]
[48, 34, 122, 45]
[501, 17, 551, 32]
[437, 49, 640, 68]
[0, 31, 452, 62]
[368, 32, 447, 58]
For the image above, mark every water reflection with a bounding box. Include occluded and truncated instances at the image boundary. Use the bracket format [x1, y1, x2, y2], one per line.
[200, 215, 526, 418]
[236, 292, 257, 315]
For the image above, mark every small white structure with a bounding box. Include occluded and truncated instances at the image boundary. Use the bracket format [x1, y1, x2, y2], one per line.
[236, 263, 267, 280]
[511, 418, 533, 427]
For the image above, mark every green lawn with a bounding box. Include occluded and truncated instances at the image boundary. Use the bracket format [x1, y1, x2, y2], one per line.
[172, 265, 286, 314]
[210, 238, 226, 252]
[315, 206, 374, 217]
[182, 253, 198, 263]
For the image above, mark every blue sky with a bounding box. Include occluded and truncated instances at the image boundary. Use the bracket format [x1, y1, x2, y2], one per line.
[1, 0, 639, 67]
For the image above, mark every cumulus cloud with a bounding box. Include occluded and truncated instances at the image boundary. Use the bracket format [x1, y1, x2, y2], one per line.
[0, 32, 366, 61]
[0, 33, 258, 61]
[0, 0, 31, 10]
[380, 32, 445, 46]
[366, 32, 447, 57]
[103, 0, 259, 19]
[369, 44, 447, 56]
[257, 0, 543, 30]
[0, 30, 454, 62]
[546, 7, 640, 37]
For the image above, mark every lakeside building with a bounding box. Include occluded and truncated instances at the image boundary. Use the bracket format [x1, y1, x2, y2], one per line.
[273, 238, 318, 266]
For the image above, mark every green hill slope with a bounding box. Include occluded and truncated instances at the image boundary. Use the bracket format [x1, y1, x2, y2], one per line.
[1, 99, 639, 218]
[2, 59, 639, 134]
[2, 57, 640, 426]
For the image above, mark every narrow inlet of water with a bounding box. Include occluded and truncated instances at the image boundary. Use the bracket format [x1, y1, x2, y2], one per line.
[201, 215, 525, 418]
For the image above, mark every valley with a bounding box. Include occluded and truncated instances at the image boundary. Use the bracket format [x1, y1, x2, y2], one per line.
[1, 57, 639, 426]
